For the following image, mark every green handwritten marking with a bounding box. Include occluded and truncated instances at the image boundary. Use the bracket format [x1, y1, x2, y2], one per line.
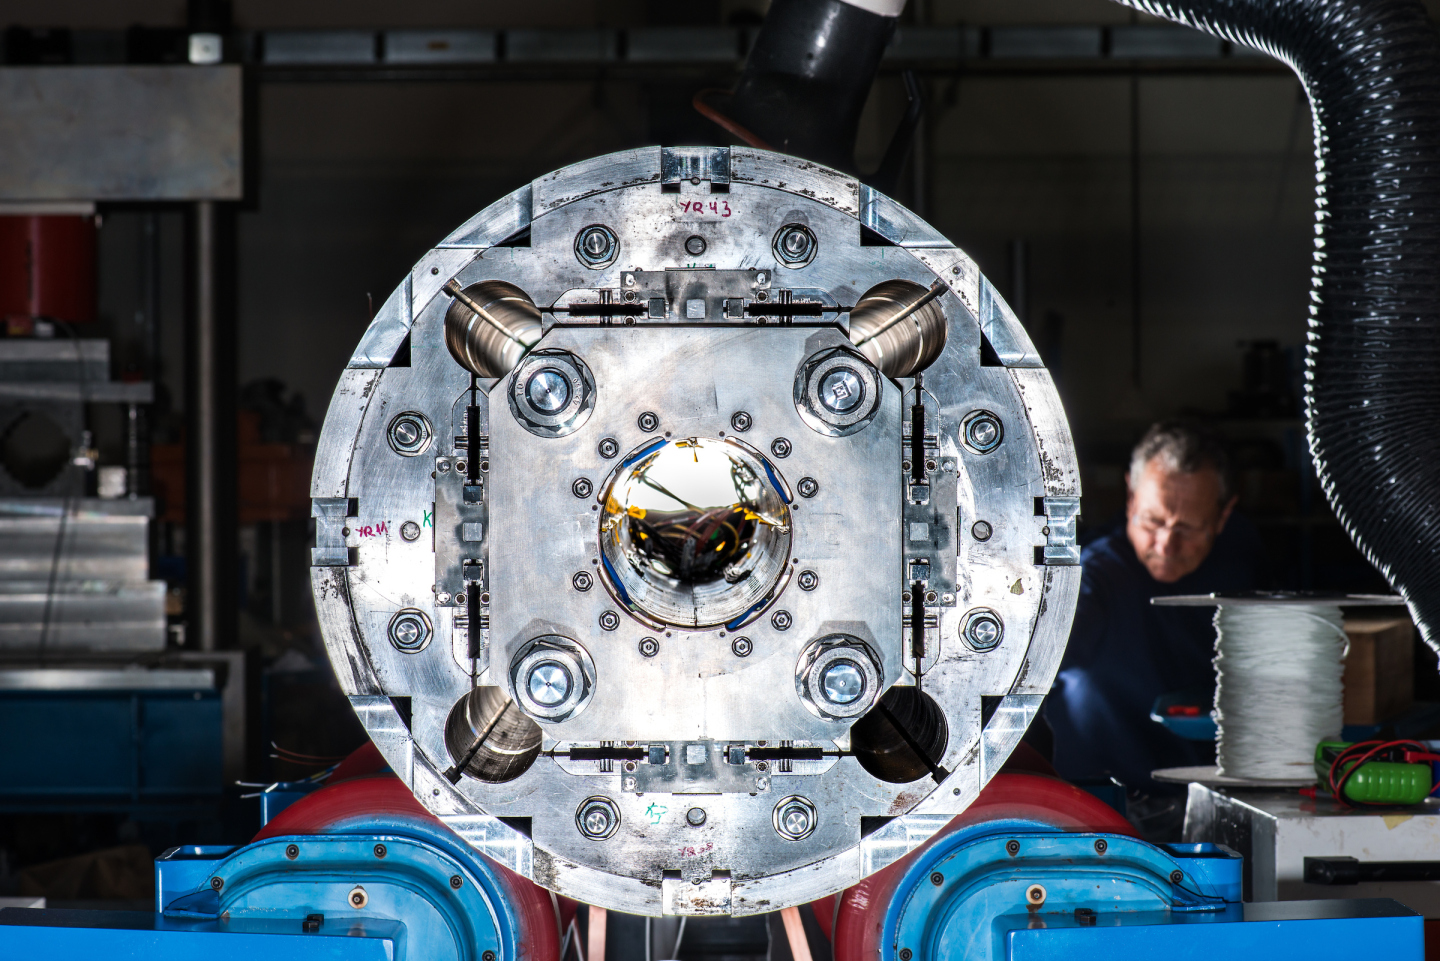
[645, 803, 668, 825]
[423, 510, 433, 528]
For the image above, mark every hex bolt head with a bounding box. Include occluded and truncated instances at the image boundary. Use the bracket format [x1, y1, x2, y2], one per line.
[930, 872, 944, 887]
[962, 610, 1004, 652]
[576, 797, 621, 839]
[686, 807, 707, 826]
[1094, 838, 1108, 855]
[771, 610, 793, 631]
[285, 844, 299, 860]
[1006, 839, 1021, 857]
[1026, 884, 1046, 906]
[731, 636, 753, 657]
[598, 438, 619, 459]
[639, 637, 660, 658]
[971, 520, 993, 542]
[772, 224, 817, 267]
[573, 571, 594, 592]
[684, 235, 707, 256]
[599, 610, 620, 631]
[796, 476, 819, 498]
[374, 844, 387, 859]
[450, 875, 463, 889]
[770, 437, 792, 458]
[773, 795, 817, 840]
[1170, 869, 1184, 884]
[575, 224, 619, 268]
[388, 610, 431, 653]
[963, 410, 1004, 454]
[387, 412, 432, 456]
[572, 477, 594, 498]
[797, 569, 819, 591]
[731, 411, 752, 432]
[637, 411, 660, 432]
[400, 520, 422, 542]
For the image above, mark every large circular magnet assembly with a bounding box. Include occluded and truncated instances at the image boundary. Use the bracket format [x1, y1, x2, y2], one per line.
[312, 146, 1079, 916]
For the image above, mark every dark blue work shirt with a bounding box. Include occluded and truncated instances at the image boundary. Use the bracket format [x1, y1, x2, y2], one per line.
[1044, 515, 1262, 792]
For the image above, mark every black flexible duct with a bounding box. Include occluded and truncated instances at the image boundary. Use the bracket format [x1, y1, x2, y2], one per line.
[1111, 0, 1440, 649]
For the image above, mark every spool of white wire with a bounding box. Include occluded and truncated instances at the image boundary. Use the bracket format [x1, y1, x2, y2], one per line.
[1213, 602, 1348, 781]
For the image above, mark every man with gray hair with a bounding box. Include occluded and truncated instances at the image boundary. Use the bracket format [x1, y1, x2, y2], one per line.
[1044, 421, 1262, 831]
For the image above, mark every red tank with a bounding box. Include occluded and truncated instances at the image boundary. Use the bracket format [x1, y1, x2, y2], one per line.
[0, 215, 97, 328]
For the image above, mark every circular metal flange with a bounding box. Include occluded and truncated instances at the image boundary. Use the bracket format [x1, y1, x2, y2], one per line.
[507, 349, 596, 438]
[795, 634, 882, 720]
[510, 636, 597, 722]
[794, 348, 882, 437]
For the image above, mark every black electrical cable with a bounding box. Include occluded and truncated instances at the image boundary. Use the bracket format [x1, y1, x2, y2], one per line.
[1108, 0, 1440, 650]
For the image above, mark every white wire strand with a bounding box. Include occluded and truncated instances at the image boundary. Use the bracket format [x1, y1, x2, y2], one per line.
[1213, 603, 1348, 780]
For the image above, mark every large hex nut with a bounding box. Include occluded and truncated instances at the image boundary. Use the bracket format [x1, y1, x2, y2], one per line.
[794, 634, 883, 720]
[794, 348, 882, 437]
[507, 349, 597, 438]
[511, 635, 597, 722]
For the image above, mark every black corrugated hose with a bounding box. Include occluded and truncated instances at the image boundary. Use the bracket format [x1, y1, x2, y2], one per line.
[1113, 0, 1440, 649]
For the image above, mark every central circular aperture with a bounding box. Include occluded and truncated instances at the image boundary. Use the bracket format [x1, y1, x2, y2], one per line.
[599, 437, 792, 628]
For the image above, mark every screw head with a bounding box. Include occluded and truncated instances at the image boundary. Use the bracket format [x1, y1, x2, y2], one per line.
[598, 437, 619, 459]
[527, 661, 573, 706]
[637, 411, 660, 432]
[773, 224, 817, 267]
[484, 953, 497, 961]
[684, 235, 707, 256]
[577, 797, 620, 839]
[963, 610, 1003, 651]
[770, 437, 792, 458]
[1170, 869, 1184, 884]
[963, 410, 1004, 454]
[771, 610, 793, 631]
[686, 807, 707, 826]
[797, 569, 819, 591]
[450, 875, 463, 889]
[400, 520, 422, 542]
[285, 844, 299, 860]
[819, 659, 865, 705]
[818, 368, 864, 413]
[930, 872, 944, 886]
[731, 636, 753, 657]
[525, 368, 571, 414]
[639, 637, 660, 657]
[731, 411, 752, 432]
[1006, 839, 1021, 856]
[349, 886, 368, 909]
[773, 795, 817, 840]
[1026, 884, 1046, 906]
[388, 610, 432, 653]
[1094, 838, 1108, 855]
[387, 413, 432, 456]
[575, 224, 619, 268]
[796, 476, 819, 498]
[900, 951, 913, 961]
[599, 610, 620, 631]
[374, 844, 387, 858]
[971, 520, 993, 542]
[572, 477, 594, 498]
[573, 571, 593, 592]
[211, 876, 224, 891]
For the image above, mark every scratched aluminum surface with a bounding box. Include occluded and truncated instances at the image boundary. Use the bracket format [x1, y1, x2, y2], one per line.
[311, 147, 1080, 916]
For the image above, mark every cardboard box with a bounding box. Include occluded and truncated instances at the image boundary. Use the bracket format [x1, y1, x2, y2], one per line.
[1342, 616, 1414, 725]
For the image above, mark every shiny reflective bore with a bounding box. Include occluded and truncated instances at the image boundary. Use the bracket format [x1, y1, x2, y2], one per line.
[599, 437, 791, 628]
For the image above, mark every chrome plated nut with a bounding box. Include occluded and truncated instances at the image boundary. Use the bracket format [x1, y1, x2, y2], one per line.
[572, 477, 594, 498]
[796, 477, 819, 498]
[962, 609, 1004, 651]
[577, 796, 621, 839]
[794, 347, 882, 437]
[511, 636, 596, 722]
[387, 412, 432, 456]
[730, 411, 752, 432]
[508, 350, 596, 438]
[773, 795, 817, 840]
[575, 224, 619, 269]
[637, 411, 660, 432]
[773, 224, 817, 268]
[387, 609, 432, 653]
[961, 410, 1004, 454]
[797, 570, 819, 591]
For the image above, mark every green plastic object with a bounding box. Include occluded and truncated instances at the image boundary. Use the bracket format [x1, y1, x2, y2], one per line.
[1313, 740, 1433, 804]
